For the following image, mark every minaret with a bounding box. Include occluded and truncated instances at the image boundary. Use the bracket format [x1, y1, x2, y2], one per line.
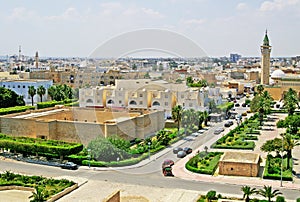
[260, 30, 272, 85]
[18, 45, 21, 61]
[35, 51, 39, 68]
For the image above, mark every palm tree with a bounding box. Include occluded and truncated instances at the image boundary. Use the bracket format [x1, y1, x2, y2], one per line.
[29, 186, 46, 202]
[241, 186, 257, 202]
[28, 86, 36, 106]
[258, 185, 282, 202]
[283, 133, 300, 169]
[37, 86, 46, 102]
[283, 88, 299, 116]
[172, 105, 183, 136]
[197, 111, 204, 130]
[257, 84, 264, 95]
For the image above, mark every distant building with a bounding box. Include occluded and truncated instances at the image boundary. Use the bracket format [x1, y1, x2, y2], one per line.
[230, 53, 241, 63]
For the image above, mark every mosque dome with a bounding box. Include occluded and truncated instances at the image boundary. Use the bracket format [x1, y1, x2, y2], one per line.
[271, 69, 285, 79]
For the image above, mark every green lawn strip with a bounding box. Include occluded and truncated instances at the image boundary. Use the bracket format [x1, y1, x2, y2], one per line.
[0, 171, 75, 200]
[0, 106, 35, 115]
[263, 155, 293, 181]
[186, 152, 223, 175]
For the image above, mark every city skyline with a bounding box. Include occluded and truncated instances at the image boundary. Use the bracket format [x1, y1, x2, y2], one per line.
[0, 0, 299, 58]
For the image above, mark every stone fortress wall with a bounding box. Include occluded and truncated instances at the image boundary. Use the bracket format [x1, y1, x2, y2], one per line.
[0, 107, 165, 146]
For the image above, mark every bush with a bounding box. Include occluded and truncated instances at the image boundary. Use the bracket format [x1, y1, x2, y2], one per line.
[0, 106, 35, 115]
[186, 152, 222, 175]
[276, 196, 285, 202]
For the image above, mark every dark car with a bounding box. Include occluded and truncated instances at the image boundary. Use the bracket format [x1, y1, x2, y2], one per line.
[224, 122, 231, 127]
[61, 162, 78, 170]
[183, 147, 192, 154]
[162, 159, 174, 168]
[173, 147, 183, 154]
[228, 120, 234, 125]
[177, 151, 187, 158]
[242, 103, 247, 107]
[235, 103, 240, 107]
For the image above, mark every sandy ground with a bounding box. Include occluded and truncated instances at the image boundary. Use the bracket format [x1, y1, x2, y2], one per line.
[0, 190, 32, 202]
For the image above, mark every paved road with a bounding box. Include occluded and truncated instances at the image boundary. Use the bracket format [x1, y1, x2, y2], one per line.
[1, 159, 299, 201]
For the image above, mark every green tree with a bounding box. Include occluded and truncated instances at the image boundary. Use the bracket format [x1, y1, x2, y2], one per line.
[261, 138, 283, 155]
[37, 86, 46, 102]
[208, 100, 217, 113]
[28, 86, 36, 106]
[29, 186, 46, 202]
[283, 88, 299, 116]
[241, 186, 257, 202]
[132, 64, 137, 70]
[206, 190, 216, 202]
[48, 86, 56, 100]
[186, 76, 193, 85]
[283, 133, 300, 169]
[203, 111, 209, 126]
[258, 185, 282, 202]
[0, 87, 25, 107]
[156, 130, 171, 146]
[197, 111, 204, 130]
[88, 136, 131, 162]
[172, 105, 183, 135]
[250, 89, 273, 125]
[278, 115, 300, 134]
[257, 84, 264, 95]
[107, 135, 131, 152]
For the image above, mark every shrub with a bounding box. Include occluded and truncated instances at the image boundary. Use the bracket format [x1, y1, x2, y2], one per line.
[276, 196, 285, 202]
[0, 106, 35, 115]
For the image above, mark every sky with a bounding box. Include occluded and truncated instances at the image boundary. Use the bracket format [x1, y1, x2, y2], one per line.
[0, 0, 299, 58]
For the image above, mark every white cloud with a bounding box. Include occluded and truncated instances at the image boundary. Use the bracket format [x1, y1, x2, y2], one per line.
[123, 7, 164, 19]
[141, 8, 164, 18]
[260, 0, 299, 12]
[180, 18, 206, 25]
[236, 3, 248, 11]
[7, 7, 37, 21]
[46, 7, 82, 21]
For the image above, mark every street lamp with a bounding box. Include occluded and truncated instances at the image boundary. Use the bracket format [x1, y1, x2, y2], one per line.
[87, 149, 91, 168]
[280, 134, 284, 187]
[148, 142, 151, 160]
[184, 124, 187, 136]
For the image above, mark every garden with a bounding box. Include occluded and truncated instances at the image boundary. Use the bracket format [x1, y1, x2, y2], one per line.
[0, 171, 75, 201]
[211, 113, 261, 150]
[185, 152, 223, 175]
[263, 154, 293, 181]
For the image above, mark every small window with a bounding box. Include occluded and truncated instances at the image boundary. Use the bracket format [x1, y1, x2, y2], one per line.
[17, 85, 20, 88]
[165, 102, 168, 106]
[119, 100, 122, 104]
[139, 101, 143, 105]
[23, 85, 25, 88]
[3, 85, 5, 87]
[139, 94, 143, 97]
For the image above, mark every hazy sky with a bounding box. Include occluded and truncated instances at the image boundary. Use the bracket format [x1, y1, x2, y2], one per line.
[0, 0, 299, 58]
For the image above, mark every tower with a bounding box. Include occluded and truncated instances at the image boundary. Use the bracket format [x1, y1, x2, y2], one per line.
[260, 30, 272, 85]
[35, 51, 39, 68]
[18, 45, 21, 61]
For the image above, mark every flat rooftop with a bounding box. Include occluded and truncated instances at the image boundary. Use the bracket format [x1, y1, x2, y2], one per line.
[219, 152, 260, 164]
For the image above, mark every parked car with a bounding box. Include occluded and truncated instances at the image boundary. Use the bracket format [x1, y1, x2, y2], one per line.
[224, 122, 231, 127]
[191, 132, 199, 137]
[183, 147, 192, 154]
[242, 103, 247, 107]
[177, 151, 187, 158]
[235, 103, 240, 107]
[61, 162, 78, 170]
[173, 147, 183, 154]
[228, 120, 234, 126]
[162, 159, 175, 168]
[214, 127, 224, 135]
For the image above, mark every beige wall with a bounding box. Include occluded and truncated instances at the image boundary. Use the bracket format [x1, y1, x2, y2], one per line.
[0, 109, 164, 146]
[218, 161, 259, 177]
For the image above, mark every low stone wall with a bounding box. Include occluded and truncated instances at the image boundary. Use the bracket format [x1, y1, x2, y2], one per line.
[102, 190, 120, 202]
[48, 183, 78, 202]
[0, 186, 34, 192]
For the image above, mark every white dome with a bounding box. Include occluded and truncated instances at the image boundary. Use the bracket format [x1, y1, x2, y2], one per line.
[271, 69, 285, 78]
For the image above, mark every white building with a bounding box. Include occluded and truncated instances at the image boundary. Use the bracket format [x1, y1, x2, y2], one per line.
[0, 79, 53, 104]
[79, 79, 224, 118]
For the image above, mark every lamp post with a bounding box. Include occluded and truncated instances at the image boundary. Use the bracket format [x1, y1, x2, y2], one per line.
[87, 149, 91, 168]
[148, 142, 151, 160]
[184, 124, 187, 136]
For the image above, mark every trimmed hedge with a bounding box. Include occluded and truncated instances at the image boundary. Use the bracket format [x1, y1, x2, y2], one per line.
[263, 155, 293, 181]
[37, 99, 77, 109]
[185, 152, 223, 175]
[0, 106, 35, 115]
[0, 133, 83, 158]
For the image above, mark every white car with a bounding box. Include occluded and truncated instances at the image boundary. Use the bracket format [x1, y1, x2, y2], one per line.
[214, 127, 224, 135]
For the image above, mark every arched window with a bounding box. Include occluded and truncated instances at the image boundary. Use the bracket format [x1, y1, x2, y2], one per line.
[129, 100, 137, 105]
[152, 101, 160, 106]
[86, 99, 93, 103]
